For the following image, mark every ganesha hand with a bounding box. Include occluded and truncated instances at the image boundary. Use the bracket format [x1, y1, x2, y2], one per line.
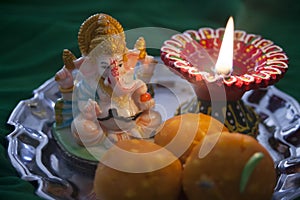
[136, 55, 157, 83]
[132, 110, 162, 139]
[82, 99, 102, 120]
[55, 67, 74, 89]
[140, 55, 158, 65]
[55, 57, 85, 89]
[71, 115, 104, 146]
[138, 96, 155, 111]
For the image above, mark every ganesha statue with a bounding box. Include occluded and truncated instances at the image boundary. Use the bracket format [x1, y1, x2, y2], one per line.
[54, 13, 161, 147]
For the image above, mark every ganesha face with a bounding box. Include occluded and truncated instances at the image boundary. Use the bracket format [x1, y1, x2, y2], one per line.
[99, 54, 140, 97]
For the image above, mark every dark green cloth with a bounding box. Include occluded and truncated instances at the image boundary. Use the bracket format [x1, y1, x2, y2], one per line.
[0, 0, 299, 199]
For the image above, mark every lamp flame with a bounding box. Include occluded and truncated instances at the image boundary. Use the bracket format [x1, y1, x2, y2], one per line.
[215, 16, 234, 77]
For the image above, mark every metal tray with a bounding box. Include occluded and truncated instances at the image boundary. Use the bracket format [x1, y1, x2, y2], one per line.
[6, 65, 300, 200]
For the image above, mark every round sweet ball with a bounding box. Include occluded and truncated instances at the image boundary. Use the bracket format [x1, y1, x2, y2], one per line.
[94, 139, 182, 200]
[154, 113, 228, 163]
[183, 133, 276, 200]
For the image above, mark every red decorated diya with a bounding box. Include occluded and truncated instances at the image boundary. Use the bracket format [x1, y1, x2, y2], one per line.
[161, 18, 288, 135]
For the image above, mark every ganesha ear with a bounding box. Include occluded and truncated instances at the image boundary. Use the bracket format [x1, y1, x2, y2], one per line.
[123, 50, 139, 69]
[77, 57, 98, 77]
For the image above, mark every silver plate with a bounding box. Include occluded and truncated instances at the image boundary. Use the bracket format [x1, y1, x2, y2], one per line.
[6, 65, 300, 200]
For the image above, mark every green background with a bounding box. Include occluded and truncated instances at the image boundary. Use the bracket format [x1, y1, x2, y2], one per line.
[1, 0, 299, 199]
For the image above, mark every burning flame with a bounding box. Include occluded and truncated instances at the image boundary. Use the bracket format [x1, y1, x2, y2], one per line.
[215, 16, 234, 77]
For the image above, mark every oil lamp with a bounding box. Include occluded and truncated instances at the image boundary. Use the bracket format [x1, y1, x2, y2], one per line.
[161, 17, 288, 135]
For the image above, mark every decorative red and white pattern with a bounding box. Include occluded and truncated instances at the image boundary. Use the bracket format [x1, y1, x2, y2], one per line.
[161, 28, 288, 91]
